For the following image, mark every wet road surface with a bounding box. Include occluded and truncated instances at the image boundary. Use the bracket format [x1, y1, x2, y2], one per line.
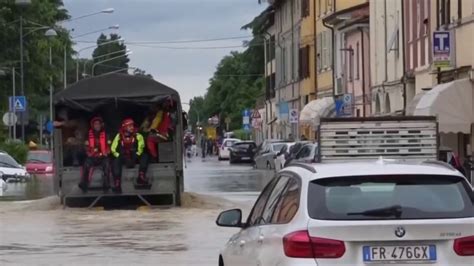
[0, 156, 274, 265]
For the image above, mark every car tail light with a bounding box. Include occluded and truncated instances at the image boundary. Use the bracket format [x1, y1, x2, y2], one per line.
[454, 236, 474, 256]
[283, 231, 345, 259]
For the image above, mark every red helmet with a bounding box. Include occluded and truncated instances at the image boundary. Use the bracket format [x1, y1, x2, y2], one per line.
[121, 118, 135, 129]
[90, 116, 103, 127]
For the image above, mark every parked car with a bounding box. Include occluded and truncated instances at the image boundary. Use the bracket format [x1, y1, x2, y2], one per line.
[26, 150, 54, 176]
[216, 160, 474, 266]
[285, 143, 318, 166]
[0, 152, 30, 183]
[274, 142, 295, 171]
[275, 141, 312, 171]
[218, 138, 241, 160]
[254, 141, 290, 169]
[229, 141, 257, 164]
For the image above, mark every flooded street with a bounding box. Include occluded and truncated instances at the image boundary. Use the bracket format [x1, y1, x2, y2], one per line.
[0, 157, 273, 265]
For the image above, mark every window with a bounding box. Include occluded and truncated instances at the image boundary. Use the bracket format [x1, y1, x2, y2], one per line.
[247, 178, 278, 226]
[27, 152, 52, 163]
[298, 45, 310, 79]
[271, 178, 301, 224]
[302, 0, 310, 18]
[416, 0, 421, 37]
[327, 0, 333, 12]
[296, 145, 312, 159]
[317, 33, 322, 71]
[318, 0, 322, 17]
[307, 175, 474, 220]
[322, 31, 328, 68]
[261, 176, 290, 224]
[348, 45, 353, 82]
[0, 154, 21, 169]
[356, 42, 360, 80]
[282, 46, 287, 82]
[269, 35, 276, 61]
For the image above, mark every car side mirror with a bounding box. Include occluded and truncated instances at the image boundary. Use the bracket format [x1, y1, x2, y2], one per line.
[216, 209, 243, 228]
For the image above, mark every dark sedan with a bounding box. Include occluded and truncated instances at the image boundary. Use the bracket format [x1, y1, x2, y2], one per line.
[229, 141, 257, 164]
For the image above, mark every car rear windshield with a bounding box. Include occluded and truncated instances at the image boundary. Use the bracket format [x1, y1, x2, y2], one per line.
[308, 175, 474, 220]
[234, 143, 255, 149]
[27, 152, 52, 163]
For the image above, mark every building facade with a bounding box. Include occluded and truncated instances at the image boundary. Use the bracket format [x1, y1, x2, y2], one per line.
[370, 0, 407, 116]
[270, 0, 302, 139]
[324, 1, 371, 117]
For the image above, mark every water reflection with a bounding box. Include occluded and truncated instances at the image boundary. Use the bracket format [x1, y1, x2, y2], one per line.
[0, 175, 55, 201]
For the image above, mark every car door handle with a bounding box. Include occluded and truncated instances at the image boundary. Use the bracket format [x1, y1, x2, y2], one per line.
[239, 240, 246, 247]
[258, 235, 264, 244]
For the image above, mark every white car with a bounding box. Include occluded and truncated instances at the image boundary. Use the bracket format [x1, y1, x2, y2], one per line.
[217, 159, 474, 266]
[274, 142, 295, 171]
[0, 152, 30, 183]
[218, 138, 241, 160]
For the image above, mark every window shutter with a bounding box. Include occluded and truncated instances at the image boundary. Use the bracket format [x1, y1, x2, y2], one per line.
[317, 33, 322, 71]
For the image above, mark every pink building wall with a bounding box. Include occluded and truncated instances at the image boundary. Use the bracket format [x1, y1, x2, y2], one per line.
[345, 29, 371, 117]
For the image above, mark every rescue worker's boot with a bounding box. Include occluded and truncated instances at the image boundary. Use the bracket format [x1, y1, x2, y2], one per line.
[78, 180, 88, 193]
[112, 178, 122, 193]
[137, 171, 148, 185]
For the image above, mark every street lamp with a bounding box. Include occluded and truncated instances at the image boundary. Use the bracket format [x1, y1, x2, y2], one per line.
[45, 28, 57, 150]
[72, 24, 120, 39]
[91, 51, 132, 76]
[76, 38, 123, 81]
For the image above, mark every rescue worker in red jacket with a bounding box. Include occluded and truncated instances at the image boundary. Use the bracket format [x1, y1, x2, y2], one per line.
[141, 97, 174, 161]
[80, 117, 111, 192]
[111, 118, 148, 193]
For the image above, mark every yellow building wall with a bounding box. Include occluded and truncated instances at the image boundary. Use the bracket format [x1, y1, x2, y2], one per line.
[335, 0, 367, 11]
[300, 0, 316, 97]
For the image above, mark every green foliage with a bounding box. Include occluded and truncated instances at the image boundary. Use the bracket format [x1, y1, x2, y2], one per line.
[0, 140, 28, 164]
[133, 68, 153, 78]
[91, 33, 129, 76]
[188, 48, 264, 132]
[233, 129, 252, 140]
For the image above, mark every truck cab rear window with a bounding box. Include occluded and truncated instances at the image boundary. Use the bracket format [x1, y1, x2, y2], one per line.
[308, 175, 474, 220]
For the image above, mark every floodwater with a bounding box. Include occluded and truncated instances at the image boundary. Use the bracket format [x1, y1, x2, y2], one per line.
[0, 156, 273, 265]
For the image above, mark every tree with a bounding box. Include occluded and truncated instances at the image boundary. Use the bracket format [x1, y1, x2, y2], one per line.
[188, 12, 265, 132]
[133, 68, 153, 79]
[91, 33, 129, 76]
[0, 0, 75, 139]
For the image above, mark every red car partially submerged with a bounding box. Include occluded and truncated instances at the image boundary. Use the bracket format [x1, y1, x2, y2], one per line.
[26, 150, 54, 176]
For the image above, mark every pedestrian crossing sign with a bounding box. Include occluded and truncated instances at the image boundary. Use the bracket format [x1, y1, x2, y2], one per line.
[9, 96, 27, 112]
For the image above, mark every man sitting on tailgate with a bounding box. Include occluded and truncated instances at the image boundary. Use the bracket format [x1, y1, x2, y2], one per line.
[79, 117, 111, 192]
[111, 118, 149, 193]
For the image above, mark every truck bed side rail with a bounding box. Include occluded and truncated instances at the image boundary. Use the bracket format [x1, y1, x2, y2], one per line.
[317, 117, 438, 162]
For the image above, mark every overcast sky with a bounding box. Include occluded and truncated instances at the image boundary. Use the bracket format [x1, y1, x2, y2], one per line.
[63, 0, 264, 110]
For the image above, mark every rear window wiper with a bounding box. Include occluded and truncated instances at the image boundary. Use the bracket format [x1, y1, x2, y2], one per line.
[347, 205, 403, 218]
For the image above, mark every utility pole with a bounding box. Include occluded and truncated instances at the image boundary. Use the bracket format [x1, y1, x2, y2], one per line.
[19, 15, 25, 142]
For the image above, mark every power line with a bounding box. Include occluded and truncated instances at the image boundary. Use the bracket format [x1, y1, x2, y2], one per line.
[125, 40, 270, 50]
[75, 35, 253, 45]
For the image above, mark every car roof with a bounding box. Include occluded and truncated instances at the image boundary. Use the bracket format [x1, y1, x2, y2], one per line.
[286, 160, 463, 180]
[29, 150, 51, 153]
[223, 138, 240, 142]
[235, 141, 255, 144]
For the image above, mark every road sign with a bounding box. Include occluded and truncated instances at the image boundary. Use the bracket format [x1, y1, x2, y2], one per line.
[45, 121, 53, 133]
[242, 109, 250, 126]
[433, 31, 451, 68]
[9, 96, 27, 112]
[2, 112, 17, 126]
[225, 117, 231, 124]
[243, 124, 251, 132]
[289, 109, 299, 124]
[251, 110, 261, 119]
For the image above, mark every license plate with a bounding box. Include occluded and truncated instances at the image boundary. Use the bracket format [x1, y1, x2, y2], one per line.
[363, 245, 436, 263]
[241, 157, 251, 160]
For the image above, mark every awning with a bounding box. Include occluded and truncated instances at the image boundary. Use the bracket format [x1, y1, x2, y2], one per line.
[413, 78, 473, 133]
[405, 91, 427, 115]
[299, 97, 336, 128]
